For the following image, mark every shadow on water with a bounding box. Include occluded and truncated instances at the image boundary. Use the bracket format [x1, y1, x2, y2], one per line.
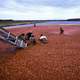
[0, 47, 18, 64]
[0, 39, 17, 56]
[0, 43, 25, 63]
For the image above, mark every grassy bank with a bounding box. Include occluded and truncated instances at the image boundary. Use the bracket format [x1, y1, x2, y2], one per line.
[0, 20, 33, 27]
[0, 20, 48, 27]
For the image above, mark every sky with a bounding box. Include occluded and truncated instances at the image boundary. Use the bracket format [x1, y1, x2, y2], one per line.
[0, 0, 80, 20]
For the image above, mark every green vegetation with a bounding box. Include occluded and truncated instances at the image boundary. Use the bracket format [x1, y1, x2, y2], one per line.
[0, 20, 33, 27]
[67, 18, 80, 21]
[0, 19, 48, 27]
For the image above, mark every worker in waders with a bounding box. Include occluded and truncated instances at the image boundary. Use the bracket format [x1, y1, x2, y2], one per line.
[60, 27, 64, 34]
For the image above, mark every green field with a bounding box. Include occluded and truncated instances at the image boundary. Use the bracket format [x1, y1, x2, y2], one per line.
[0, 20, 33, 27]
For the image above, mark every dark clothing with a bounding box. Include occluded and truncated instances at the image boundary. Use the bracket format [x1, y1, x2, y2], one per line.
[29, 36, 36, 44]
[34, 24, 36, 27]
[25, 32, 32, 40]
[60, 27, 64, 34]
[18, 34, 25, 41]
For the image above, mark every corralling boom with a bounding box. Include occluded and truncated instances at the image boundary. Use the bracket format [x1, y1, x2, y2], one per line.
[0, 27, 27, 48]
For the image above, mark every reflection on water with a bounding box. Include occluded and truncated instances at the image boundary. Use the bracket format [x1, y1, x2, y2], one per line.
[0, 47, 16, 58]
[37, 21, 80, 25]
[2, 21, 80, 29]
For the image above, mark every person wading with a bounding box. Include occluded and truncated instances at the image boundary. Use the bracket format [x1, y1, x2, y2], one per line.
[60, 27, 64, 34]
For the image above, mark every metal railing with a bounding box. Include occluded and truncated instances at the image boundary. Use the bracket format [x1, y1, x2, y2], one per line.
[0, 27, 27, 48]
